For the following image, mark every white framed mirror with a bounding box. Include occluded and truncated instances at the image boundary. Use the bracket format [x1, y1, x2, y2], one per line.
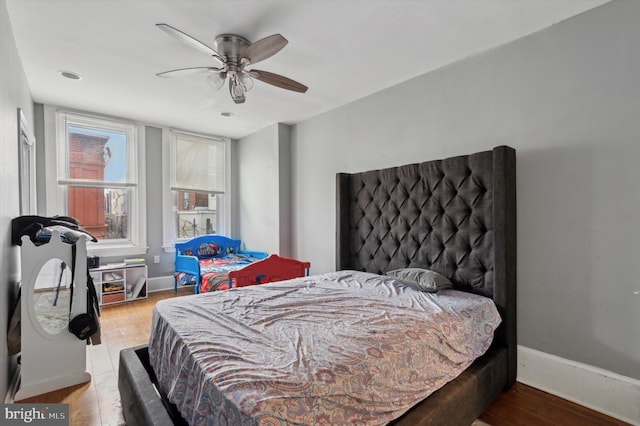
[33, 258, 72, 335]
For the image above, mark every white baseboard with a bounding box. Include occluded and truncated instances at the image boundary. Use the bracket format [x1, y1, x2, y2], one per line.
[517, 345, 640, 425]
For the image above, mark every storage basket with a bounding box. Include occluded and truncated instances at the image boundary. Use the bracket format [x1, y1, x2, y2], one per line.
[102, 291, 124, 304]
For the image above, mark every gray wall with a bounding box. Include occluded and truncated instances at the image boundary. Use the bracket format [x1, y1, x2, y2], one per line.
[290, 0, 639, 380]
[277, 124, 292, 257]
[140, 126, 173, 278]
[0, 0, 34, 400]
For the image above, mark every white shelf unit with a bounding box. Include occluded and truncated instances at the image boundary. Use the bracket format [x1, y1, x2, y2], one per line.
[90, 263, 147, 305]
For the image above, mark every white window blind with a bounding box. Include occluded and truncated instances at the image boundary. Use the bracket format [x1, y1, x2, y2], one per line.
[171, 131, 226, 194]
[162, 129, 230, 249]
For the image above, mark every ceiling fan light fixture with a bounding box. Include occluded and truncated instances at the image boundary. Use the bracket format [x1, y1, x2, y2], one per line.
[238, 72, 253, 92]
[229, 77, 246, 104]
[207, 71, 226, 90]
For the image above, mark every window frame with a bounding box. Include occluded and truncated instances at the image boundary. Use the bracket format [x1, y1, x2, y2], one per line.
[161, 129, 231, 252]
[18, 108, 37, 215]
[44, 107, 147, 257]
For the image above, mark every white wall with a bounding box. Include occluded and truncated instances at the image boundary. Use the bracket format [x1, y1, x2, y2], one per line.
[238, 124, 292, 256]
[291, 0, 640, 381]
[0, 0, 34, 399]
[238, 125, 279, 253]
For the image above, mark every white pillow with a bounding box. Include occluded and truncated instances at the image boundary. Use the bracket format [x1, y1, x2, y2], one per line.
[386, 268, 452, 292]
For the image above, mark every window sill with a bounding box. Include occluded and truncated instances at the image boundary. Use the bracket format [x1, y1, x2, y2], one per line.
[87, 243, 149, 258]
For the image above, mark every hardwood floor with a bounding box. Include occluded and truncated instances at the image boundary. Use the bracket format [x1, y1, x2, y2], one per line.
[478, 384, 630, 426]
[17, 288, 192, 426]
[17, 288, 630, 426]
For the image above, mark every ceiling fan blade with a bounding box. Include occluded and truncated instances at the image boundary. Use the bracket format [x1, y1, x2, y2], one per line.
[156, 23, 224, 63]
[249, 69, 308, 93]
[156, 67, 220, 78]
[241, 34, 288, 65]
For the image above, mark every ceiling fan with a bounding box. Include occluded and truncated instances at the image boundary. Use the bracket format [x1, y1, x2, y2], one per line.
[156, 23, 308, 104]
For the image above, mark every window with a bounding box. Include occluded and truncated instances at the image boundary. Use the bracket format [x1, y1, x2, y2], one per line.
[51, 110, 146, 256]
[18, 108, 36, 215]
[163, 130, 229, 248]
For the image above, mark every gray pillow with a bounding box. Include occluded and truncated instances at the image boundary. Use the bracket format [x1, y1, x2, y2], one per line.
[385, 268, 452, 292]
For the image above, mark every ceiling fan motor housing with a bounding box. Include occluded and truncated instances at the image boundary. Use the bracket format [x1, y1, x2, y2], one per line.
[214, 34, 251, 70]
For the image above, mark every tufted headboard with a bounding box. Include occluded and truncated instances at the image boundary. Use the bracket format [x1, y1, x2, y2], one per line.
[336, 145, 516, 386]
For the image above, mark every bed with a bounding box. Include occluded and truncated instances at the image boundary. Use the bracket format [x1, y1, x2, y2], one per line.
[174, 235, 269, 293]
[228, 254, 311, 288]
[175, 236, 310, 293]
[118, 145, 516, 425]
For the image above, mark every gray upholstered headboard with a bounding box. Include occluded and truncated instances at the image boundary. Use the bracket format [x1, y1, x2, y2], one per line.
[336, 145, 516, 386]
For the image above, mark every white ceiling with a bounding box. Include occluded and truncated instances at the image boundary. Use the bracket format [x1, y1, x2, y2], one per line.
[6, 0, 609, 139]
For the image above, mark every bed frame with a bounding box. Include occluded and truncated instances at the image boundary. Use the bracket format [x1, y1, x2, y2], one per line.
[118, 146, 516, 425]
[336, 145, 516, 425]
[174, 234, 268, 293]
[228, 254, 310, 288]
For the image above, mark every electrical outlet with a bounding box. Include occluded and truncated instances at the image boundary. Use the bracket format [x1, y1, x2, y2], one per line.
[153, 255, 160, 264]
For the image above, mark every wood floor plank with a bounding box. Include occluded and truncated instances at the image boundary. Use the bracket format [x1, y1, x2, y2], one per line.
[16, 287, 631, 425]
[479, 382, 631, 426]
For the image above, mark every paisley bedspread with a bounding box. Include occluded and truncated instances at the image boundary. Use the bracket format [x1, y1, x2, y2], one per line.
[149, 270, 501, 425]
